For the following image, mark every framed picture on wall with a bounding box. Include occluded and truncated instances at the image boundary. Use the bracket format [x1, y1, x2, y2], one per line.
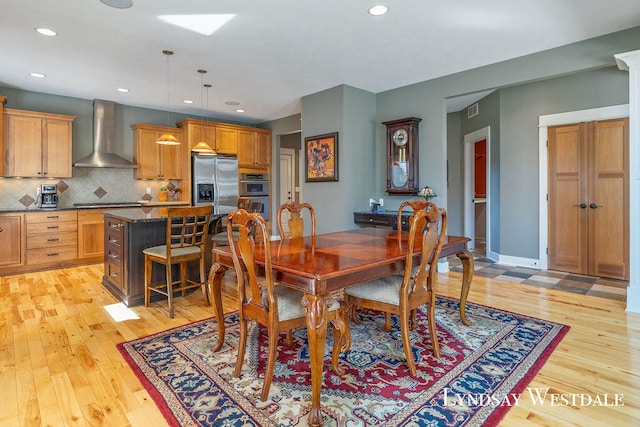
[304, 132, 338, 182]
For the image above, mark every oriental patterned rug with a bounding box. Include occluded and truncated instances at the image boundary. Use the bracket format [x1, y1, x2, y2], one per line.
[118, 296, 569, 426]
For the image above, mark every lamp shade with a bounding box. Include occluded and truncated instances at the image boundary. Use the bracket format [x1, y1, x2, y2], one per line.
[156, 133, 180, 145]
[191, 141, 214, 153]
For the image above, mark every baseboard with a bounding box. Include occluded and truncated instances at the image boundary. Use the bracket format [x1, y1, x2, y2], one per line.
[496, 253, 540, 269]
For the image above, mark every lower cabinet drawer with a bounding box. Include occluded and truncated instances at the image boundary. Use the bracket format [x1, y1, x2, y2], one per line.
[27, 245, 78, 265]
[106, 243, 123, 265]
[26, 231, 78, 249]
[105, 261, 123, 289]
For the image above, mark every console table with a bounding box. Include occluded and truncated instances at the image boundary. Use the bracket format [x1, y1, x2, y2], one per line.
[354, 210, 413, 231]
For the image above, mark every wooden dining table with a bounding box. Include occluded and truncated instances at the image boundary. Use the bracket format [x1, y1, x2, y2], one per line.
[209, 227, 473, 427]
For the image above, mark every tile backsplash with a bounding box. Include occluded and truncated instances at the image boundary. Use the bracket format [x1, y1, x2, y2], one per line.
[0, 167, 183, 210]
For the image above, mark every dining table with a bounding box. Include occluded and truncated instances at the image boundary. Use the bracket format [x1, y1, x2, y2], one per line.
[208, 227, 473, 426]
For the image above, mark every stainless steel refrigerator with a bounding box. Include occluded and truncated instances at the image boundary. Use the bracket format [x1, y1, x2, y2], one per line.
[192, 154, 239, 214]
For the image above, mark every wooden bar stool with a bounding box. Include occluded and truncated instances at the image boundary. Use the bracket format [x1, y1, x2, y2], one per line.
[143, 205, 212, 318]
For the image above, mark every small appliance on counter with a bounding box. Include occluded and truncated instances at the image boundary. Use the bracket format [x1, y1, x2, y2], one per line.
[38, 184, 58, 209]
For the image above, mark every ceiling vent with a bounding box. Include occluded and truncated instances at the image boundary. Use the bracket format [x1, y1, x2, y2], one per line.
[467, 103, 479, 118]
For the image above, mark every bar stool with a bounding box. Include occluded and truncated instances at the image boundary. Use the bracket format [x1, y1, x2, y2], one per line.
[143, 205, 212, 318]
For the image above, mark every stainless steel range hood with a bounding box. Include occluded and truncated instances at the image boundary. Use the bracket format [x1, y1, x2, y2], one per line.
[74, 99, 137, 168]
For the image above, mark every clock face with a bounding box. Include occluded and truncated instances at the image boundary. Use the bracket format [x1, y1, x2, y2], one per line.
[392, 128, 408, 147]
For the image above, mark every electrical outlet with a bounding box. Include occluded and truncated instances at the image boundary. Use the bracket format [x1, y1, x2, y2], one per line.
[369, 198, 376, 206]
[379, 198, 384, 207]
[146, 187, 152, 195]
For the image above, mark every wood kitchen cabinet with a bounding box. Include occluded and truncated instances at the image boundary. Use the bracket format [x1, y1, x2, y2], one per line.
[215, 125, 239, 154]
[26, 211, 78, 266]
[132, 123, 184, 180]
[238, 129, 271, 170]
[3, 108, 75, 178]
[77, 209, 105, 261]
[0, 213, 24, 268]
[176, 119, 238, 155]
[0, 96, 5, 176]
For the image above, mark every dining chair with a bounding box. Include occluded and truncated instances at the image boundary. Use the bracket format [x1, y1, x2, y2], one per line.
[344, 203, 446, 376]
[276, 201, 316, 238]
[397, 199, 431, 240]
[228, 208, 349, 401]
[210, 198, 261, 254]
[143, 205, 212, 318]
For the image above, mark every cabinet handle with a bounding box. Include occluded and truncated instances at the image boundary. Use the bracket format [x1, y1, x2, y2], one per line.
[0, 227, 3, 233]
[47, 253, 59, 257]
[46, 215, 59, 218]
[47, 238, 59, 242]
[589, 203, 601, 209]
[47, 225, 59, 229]
[574, 204, 587, 209]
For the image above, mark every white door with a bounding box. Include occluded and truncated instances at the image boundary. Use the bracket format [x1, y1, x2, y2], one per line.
[279, 148, 295, 237]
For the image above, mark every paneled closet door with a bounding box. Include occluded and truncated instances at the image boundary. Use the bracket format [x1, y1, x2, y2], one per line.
[547, 118, 629, 280]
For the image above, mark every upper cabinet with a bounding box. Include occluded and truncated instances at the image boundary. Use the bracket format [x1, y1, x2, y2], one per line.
[131, 123, 184, 180]
[176, 119, 237, 155]
[238, 129, 271, 170]
[3, 108, 75, 178]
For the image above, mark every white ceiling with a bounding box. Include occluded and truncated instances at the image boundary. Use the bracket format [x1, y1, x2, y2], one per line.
[2, 0, 640, 123]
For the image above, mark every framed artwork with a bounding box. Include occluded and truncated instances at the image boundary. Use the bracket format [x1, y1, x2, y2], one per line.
[304, 132, 338, 182]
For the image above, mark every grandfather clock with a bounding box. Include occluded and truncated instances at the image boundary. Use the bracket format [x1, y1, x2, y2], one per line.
[383, 117, 421, 195]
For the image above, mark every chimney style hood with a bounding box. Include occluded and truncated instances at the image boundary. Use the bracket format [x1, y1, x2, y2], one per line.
[74, 99, 137, 168]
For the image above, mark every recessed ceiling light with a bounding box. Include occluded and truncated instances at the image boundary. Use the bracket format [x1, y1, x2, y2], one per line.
[99, 0, 133, 9]
[236, 109, 245, 113]
[29, 72, 46, 78]
[225, 101, 240, 106]
[36, 28, 57, 36]
[117, 88, 129, 93]
[183, 99, 194, 104]
[368, 5, 388, 16]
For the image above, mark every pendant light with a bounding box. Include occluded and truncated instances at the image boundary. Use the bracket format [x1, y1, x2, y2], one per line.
[156, 49, 180, 145]
[191, 69, 214, 154]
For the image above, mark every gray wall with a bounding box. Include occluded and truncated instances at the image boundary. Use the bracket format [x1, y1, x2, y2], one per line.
[446, 112, 463, 235]
[300, 85, 376, 234]
[497, 66, 628, 258]
[263, 26, 638, 261]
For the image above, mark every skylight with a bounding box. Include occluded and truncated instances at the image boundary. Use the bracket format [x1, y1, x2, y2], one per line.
[159, 14, 235, 36]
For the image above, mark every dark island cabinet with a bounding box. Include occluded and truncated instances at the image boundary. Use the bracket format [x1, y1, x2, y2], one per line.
[101, 208, 201, 307]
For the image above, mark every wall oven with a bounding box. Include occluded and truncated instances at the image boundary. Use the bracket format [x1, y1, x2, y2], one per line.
[239, 173, 269, 197]
[239, 173, 270, 221]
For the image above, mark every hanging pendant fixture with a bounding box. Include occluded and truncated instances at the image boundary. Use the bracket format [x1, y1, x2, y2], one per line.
[191, 69, 214, 154]
[156, 49, 181, 145]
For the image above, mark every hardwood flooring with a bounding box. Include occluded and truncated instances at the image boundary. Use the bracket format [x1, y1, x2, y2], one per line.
[1, 264, 638, 426]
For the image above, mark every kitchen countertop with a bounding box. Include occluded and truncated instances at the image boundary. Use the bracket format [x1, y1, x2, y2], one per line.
[0, 201, 189, 214]
[103, 207, 225, 223]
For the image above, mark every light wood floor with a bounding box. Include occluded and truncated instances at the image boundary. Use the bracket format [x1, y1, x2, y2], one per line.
[1, 264, 639, 426]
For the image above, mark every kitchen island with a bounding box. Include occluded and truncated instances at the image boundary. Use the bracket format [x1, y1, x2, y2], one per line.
[101, 207, 214, 307]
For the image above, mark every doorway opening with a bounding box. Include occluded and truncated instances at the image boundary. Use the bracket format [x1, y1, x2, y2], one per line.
[464, 126, 491, 258]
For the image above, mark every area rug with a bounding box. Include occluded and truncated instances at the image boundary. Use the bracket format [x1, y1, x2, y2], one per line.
[118, 296, 569, 426]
